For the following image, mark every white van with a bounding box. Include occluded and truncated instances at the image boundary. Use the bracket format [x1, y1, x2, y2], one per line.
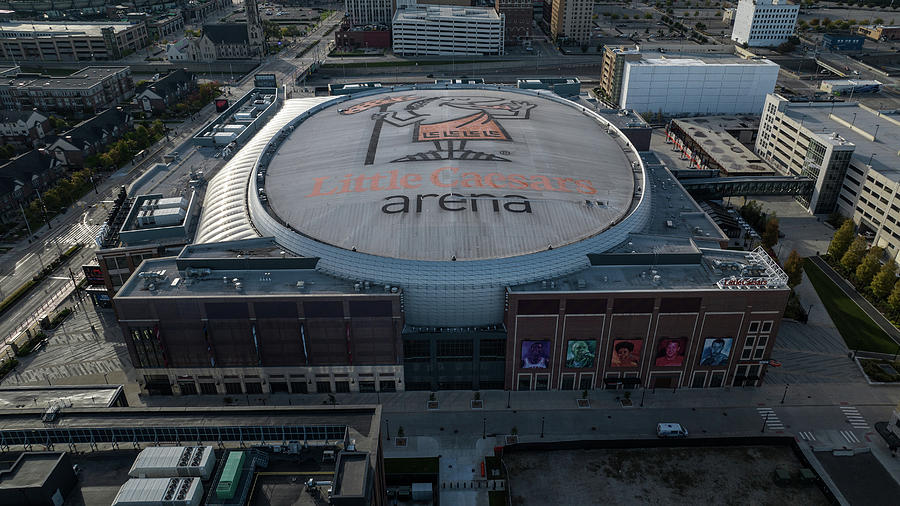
[656, 423, 688, 438]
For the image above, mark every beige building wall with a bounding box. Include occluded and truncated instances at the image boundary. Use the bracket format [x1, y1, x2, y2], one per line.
[550, 0, 591, 45]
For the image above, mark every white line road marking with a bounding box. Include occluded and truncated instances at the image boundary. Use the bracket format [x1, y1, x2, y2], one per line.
[798, 431, 816, 441]
[15, 253, 34, 268]
[840, 406, 870, 429]
[757, 407, 784, 430]
[841, 430, 860, 443]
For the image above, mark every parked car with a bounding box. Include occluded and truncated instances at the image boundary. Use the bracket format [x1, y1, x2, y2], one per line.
[656, 423, 688, 438]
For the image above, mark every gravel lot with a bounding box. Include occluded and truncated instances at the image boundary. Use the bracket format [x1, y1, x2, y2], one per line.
[505, 446, 829, 506]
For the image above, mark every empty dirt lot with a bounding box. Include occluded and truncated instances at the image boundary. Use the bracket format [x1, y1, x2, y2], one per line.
[505, 446, 829, 505]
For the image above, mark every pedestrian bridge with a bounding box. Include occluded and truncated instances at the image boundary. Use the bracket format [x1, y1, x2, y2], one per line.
[679, 176, 815, 200]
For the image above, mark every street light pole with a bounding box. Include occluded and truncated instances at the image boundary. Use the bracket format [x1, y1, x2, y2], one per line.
[506, 390, 510, 409]
[761, 411, 770, 433]
[385, 419, 390, 440]
[482, 417, 486, 439]
[540, 417, 544, 438]
[780, 384, 789, 404]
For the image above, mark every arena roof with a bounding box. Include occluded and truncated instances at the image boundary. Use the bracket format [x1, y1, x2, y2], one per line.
[262, 89, 638, 261]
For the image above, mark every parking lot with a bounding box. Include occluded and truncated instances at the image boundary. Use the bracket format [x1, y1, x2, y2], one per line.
[505, 446, 829, 505]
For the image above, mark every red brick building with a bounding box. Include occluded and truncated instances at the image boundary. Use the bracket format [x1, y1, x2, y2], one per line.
[496, 0, 534, 45]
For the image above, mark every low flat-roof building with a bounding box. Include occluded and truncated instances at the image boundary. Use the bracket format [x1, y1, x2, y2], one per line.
[822, 33, 865, 51]
[0, 452, 77, 506]
[392, 6, 505, 56]
[666, 116, 776, 176]
[0, 66, 134, 116]
[856, 24, 900, 41]
[94, 188, 199, 303]
[0, 385, 128, 409]
[0, 405, 384, 504]
[0, 21, 148, 61]
[516, 77, 580, 97]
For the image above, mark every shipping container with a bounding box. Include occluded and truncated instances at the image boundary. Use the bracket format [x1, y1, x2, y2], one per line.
[215, 451, 246, 500]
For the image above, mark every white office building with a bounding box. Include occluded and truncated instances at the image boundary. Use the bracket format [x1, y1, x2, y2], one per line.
[618, 55, 779, 115]
[345, 0, 394, 25]
[731, 0, 799, 47]
[392, 6, 505, 56]
[756, 95, 900, 258]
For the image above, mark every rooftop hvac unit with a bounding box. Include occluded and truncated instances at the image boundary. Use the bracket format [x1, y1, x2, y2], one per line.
[164, 478, 178, 500]
[178, 447, 192, 467]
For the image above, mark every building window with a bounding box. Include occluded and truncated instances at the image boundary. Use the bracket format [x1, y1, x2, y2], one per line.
[359, 381, 376, 393]
[380, 380, 396, 392]
[517, 374, 531, 391]
[316, 381, 331, 393]
[290, 381, 308, 394]
[579, 373, 594, 391]
[437, 339, 473, 361]
[534, 374, 549, 390]
[224, 382, 242, 394]
[691, 371, 707, 388]
[245, 382, 263, 394]
[198, 382, 217, 395]
[560, 373, 576, 390]
[761, 321, 773, 333]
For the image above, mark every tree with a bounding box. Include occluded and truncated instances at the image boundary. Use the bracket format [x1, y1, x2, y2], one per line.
[810, 18, 820, 26]
[828, 219, 855, 259]
[841, 236, 868, 272]
[856, 246, 883, 286]
[871, 262, 898, 299]
[762, 217, 779, 249]
[784, 250, 803, 288]
[887, 278, 900, 312]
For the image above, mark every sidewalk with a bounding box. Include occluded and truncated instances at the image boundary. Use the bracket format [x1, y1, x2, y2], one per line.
[134, 381, 899, 413]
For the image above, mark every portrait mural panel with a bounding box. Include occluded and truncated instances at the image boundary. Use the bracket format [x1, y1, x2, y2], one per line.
[521, 340, 550, 369]
[699, 337, 734, 367]
[565, 340, 596, 369]
[654, 337, 688, 367]
[610, 339, 642, 368]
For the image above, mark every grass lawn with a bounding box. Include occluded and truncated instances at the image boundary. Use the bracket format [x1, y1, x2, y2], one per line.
[803, 258, 898, 354]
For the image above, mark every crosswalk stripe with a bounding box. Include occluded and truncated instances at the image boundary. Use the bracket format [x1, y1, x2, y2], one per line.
[841, 431, 859, 443]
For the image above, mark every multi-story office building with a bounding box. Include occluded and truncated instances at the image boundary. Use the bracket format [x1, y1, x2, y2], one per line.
[392, 6, 505, 56]
[599, 50, 779, 115]
[730, 0, 798, 47]
[756, 94, 900, 258]
[495, 0, 533, 45]
[0, 66, 134, 115]
[599, 45, 642, 105]
[549, 0, 592, 45]
[345, 0, 394, 25]
[0, 21, 149, 61]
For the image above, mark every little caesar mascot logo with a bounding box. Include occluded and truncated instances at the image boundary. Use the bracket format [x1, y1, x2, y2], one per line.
[340, 95, 535, 164]
[305, 94, 600, 215]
